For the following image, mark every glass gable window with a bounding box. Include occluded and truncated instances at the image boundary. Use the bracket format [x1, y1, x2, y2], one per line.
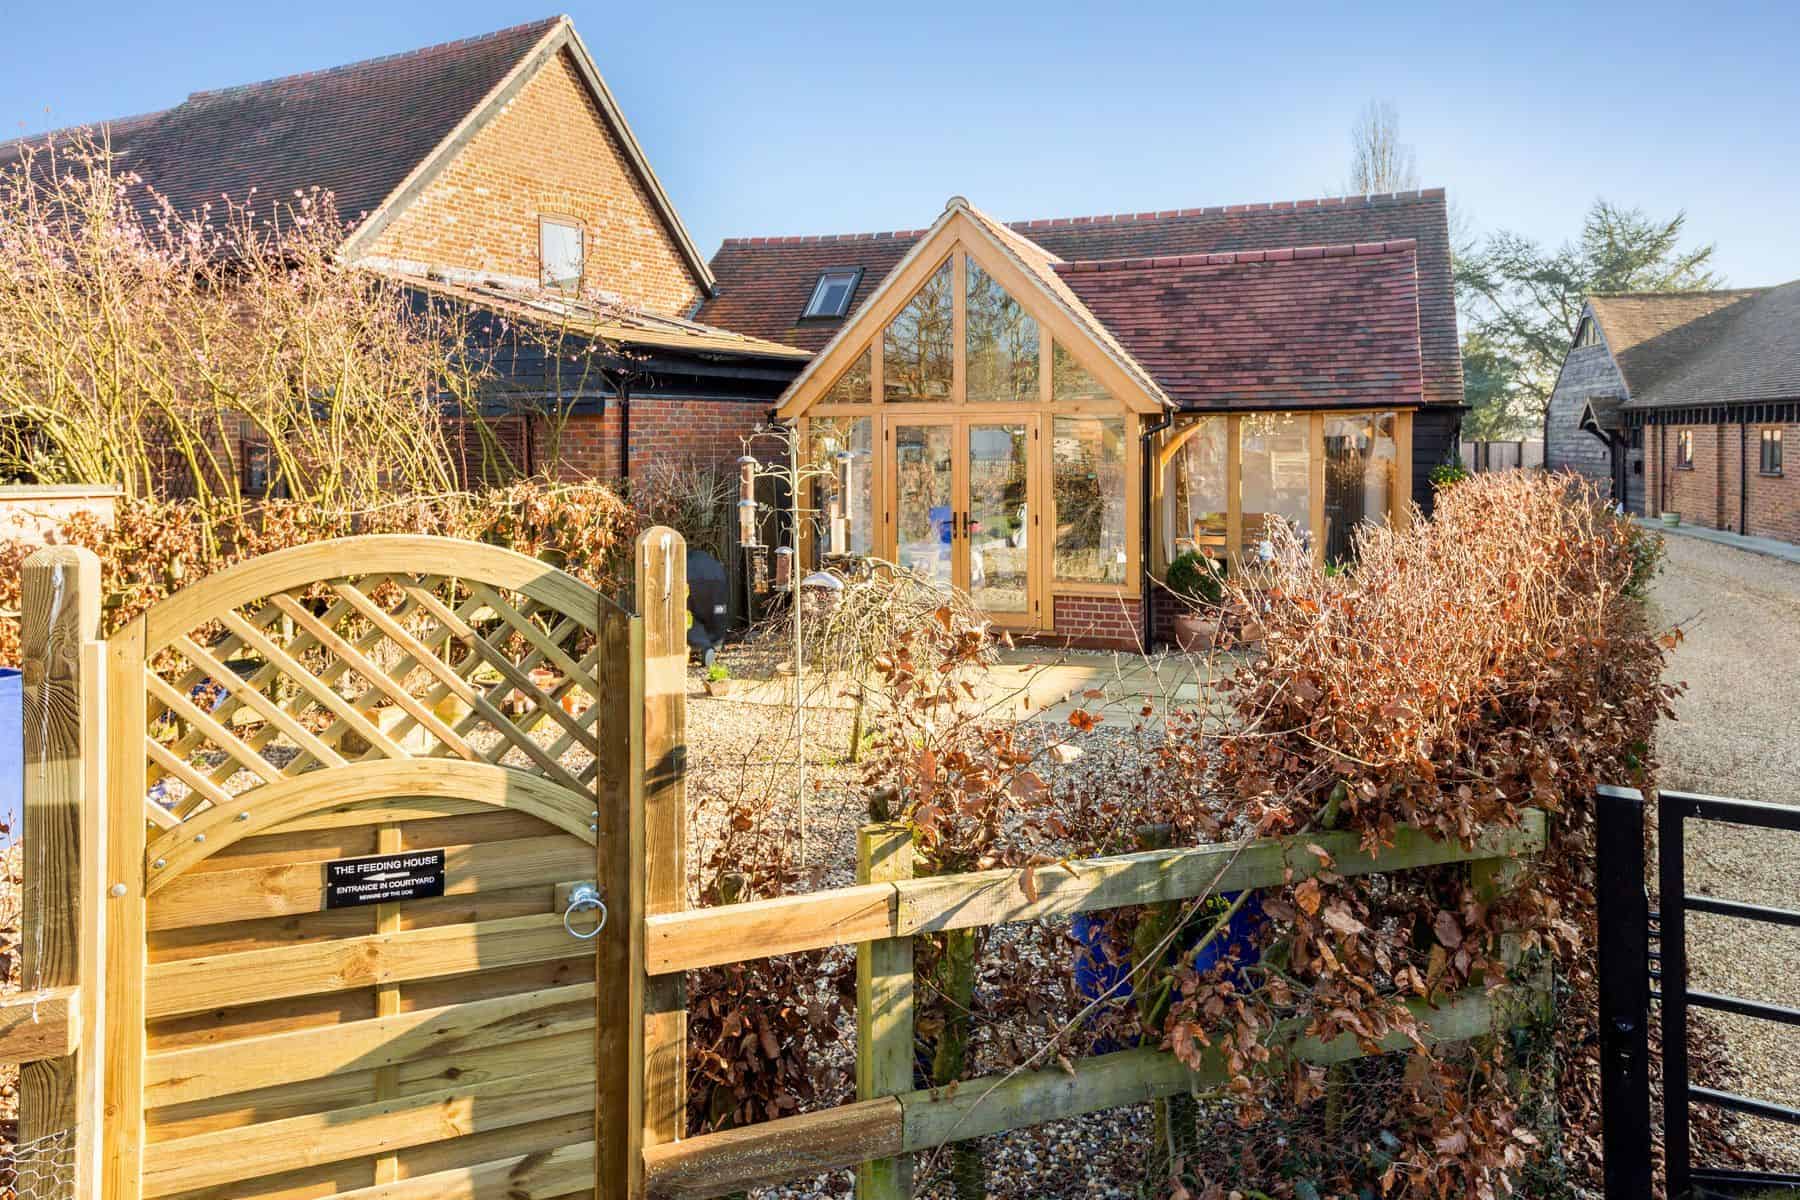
[821, 349, 871, 406]
[806, 417, 874, 564]
[883, 258, 954, 403]
[1052, 415, 1127, 583]
[1322, 412, 1398, 562]
[803, 268, 861, 320]
[1240, 413, 1312, 555]
[539, 217, 584, 292]
[1051, 341, 1110, 405]
[966, 259, 1039, 404]
[1161, 416, 1228, 565]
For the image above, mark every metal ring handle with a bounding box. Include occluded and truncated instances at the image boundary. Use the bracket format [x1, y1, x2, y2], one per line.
[563, 884, 608, 940]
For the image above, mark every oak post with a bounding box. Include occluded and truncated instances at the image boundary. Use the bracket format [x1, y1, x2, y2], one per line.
[19, 545, 101, 1198]
[632, 528, 689, 1198]
[101, 617, 148, 1200]
[856, 823, 915, 1200]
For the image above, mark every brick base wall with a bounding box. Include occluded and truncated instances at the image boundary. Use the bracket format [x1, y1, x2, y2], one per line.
[1048, 592, 1145, 651]
[1748, 423, 1800, 543]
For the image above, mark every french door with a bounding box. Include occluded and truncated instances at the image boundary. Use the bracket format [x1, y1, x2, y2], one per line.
[888, 415, 1038, 626]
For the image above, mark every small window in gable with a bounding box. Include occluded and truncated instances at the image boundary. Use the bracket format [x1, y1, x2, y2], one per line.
[803, 268, 862, 320]
[540, 217, 584, 292]
[883, 257, 954, 403]
[1575, 318, 1601, 348]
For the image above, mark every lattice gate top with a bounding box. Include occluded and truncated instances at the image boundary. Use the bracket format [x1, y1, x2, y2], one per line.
[131, 535, 621, 878]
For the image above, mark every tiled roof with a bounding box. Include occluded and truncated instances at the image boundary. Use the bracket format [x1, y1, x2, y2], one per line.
[405, 275, 811, 360]
[1055, 242, 1423, 410]
[1592, 287, 1800, 408]
[697, 190, 1461, 406]
[2, 19, 562, 229]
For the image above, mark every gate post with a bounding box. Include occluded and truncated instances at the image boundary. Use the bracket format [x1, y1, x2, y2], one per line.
[1595, 785, 1653, 1200]
[619, 527, 688, 1199]
[19, 546, 104, 1200]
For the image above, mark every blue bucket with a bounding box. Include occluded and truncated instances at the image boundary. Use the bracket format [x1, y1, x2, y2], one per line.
[1, 667, 22, 841]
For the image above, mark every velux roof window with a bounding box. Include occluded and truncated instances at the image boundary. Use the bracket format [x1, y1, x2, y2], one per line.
[802, 268, 862, 319]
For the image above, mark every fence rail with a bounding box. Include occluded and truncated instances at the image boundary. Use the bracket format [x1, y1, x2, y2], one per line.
[640, 810, 1549, 1199]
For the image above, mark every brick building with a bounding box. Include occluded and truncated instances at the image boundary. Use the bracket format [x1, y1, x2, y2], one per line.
[0, 17, 809, 489]
[1545, 282, 1800, 544]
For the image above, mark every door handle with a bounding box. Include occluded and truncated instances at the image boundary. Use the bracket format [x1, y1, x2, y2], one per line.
[563, 882, 608, 940]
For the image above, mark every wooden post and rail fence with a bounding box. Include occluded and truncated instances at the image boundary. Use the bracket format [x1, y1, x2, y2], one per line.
[0, 529, 1551, 1199]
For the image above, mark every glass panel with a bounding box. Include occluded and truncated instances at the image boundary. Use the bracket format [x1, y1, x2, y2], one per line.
[1160, 416, 1228, 567]
[1239, 412, 1312, 557]
[1322, 412, 1398, 563]
[821, 348, 871, 406]
[1051, 341, 1110, 405]
[883, 258, 954, 403]
[806, 416, 874, 567]
[968, 422, 1030, 613]
[1052, 415, 1127, 584]
[966, 259, 1039, 404]
[894, 423, 954, 585]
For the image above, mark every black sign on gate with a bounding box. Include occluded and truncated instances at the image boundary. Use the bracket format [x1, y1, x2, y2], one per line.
[324, 848, 448, 909]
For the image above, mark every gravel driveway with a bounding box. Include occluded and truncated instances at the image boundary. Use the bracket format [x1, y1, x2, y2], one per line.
[1648, 532, 1800, 1166]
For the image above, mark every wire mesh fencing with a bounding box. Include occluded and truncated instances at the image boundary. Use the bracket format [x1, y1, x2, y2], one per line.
[0, 1126, 75, 1200]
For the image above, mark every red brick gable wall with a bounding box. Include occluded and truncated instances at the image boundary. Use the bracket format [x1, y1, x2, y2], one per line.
[359, 48, 705, 315]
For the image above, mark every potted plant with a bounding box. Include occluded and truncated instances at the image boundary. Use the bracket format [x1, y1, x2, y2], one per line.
[1165, 551, 1226, 651]
[703, 661, 734, 697]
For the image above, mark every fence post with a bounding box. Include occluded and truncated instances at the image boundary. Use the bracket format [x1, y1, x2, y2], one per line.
[1595, 786, 1653, 1200]
[19, 547, 102, 1199]
[857, 823, 914, 1200]
[1658, 790, 1693, 1200]
[632, 527, 689, 1199]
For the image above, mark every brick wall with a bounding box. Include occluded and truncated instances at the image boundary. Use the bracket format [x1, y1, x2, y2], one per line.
[1647, 420, 1800, 545]
[1748, 423, 1800, 544]
[1049, 592, 1144, 651]
[519, 401, 765, 484]
[623, 399, 766, 481]
[362, 47, 704, 315]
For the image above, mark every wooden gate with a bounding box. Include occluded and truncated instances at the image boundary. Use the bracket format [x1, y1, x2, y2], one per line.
[9, 529, 687, 1200]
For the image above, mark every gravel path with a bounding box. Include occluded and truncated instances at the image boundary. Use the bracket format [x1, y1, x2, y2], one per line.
[1648, 533, 1800, 1166]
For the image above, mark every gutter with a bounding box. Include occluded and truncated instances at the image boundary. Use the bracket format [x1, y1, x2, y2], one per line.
[1138, 410, 1175, 649]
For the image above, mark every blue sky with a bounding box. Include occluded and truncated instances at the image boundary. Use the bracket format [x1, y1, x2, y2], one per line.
[3, 0, 1797, 287]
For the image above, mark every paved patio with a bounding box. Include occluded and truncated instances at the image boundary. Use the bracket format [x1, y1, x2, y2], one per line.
[701, 644, 1246, 725]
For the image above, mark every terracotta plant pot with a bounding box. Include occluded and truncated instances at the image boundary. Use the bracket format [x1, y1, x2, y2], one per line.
[703, 678, 735, 697]
[1171, 613, 1219, 652]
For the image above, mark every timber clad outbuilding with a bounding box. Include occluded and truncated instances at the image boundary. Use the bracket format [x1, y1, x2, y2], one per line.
[700, 193, 1465, 648]
[1545, 281, 1800, 545]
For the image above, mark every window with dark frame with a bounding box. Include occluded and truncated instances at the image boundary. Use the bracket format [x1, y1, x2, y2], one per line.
[1676, 429, 1694, 469]
[539, 217, 584, 292]
[1574, 318, 1601, 348]
[1762, 427, 1784, 475]
[801, 268, 862, 320]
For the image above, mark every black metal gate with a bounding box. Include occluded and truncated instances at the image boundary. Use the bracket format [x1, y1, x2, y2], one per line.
[1597, 785, 1800, 1198]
